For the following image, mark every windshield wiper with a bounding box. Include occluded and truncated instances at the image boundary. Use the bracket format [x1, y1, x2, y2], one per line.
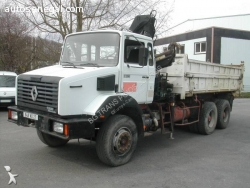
[80, 63, 103, 67]
[61, 62, 77, 68]
[62, 61, 84, 69]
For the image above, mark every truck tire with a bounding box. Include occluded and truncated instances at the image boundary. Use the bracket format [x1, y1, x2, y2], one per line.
[216, 100, 231, 129]
[37, 129, 69, 147]
[213, 98, 219, 104]
[198, 102, 218, 135]
[96, 115, 138, 166]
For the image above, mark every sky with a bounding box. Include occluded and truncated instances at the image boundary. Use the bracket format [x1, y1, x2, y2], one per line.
[170, 0, 250, 27]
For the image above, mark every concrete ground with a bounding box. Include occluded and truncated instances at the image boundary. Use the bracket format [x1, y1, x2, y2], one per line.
[0, 99, 249, 188]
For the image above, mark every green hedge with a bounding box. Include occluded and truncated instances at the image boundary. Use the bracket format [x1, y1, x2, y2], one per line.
[234, 92, 250, 98]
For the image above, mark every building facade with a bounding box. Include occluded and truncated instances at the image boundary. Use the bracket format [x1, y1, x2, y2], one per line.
[155, 14, 250, 91]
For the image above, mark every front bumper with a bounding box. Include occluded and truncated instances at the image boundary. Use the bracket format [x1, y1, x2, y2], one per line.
[8, 106, 95, 140]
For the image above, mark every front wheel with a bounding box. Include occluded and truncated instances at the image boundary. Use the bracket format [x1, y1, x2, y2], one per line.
[96, 115, 138, 166]
[37, 129, 69, 147]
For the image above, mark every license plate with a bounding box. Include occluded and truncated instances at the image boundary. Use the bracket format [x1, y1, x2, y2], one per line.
[23, 112, 38, 120]
[0, 99, 11, 103]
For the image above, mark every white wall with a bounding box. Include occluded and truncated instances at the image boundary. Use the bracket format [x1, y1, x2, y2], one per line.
[221, 37, 250, 92]
[165, 14, 250, 37]
[155, 37, 207, 61]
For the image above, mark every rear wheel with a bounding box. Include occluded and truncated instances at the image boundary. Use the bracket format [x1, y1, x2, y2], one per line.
[216, 100, 231, 129]
[37, 129, 69, 147]
[198, 102, 218, 135]
[96, 115, 138, 166]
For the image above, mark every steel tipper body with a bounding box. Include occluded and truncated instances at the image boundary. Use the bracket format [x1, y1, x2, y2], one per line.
[160, 54, 244, 99]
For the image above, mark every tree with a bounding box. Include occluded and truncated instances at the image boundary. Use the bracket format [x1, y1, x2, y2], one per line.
[0, 5, 61, 73]
[9, 0, 174, 40]
[0, 9, 31, 73]
[34, 36, 61, 68]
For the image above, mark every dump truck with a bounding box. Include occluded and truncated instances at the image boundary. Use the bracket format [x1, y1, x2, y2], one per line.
[8, 13, 244, 166]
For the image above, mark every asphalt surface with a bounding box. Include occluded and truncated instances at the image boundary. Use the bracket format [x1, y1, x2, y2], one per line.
[0, 99, 250, 188]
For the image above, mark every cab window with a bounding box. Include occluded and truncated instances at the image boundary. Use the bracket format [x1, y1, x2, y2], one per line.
[148, 43, 154, 66]
[124, 39, 145, 65]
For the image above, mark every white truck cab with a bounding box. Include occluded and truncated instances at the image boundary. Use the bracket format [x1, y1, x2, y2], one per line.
[0, 71, 17, 107]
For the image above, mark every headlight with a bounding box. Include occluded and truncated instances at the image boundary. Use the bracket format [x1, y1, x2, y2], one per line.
[53, 122, 64, 133]
[11, 111, 18, 120]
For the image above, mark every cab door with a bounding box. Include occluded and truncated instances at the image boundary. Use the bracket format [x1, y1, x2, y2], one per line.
[121, 37, 149, 104]
[146, 42, 155, 103]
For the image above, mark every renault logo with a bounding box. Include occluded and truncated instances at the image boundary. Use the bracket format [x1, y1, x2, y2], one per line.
[31, 86, 38, 101]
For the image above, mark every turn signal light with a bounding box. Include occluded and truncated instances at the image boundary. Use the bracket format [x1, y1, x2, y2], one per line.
[100, 115, 105, 119]
[8, 110, 11, 119]
[64, 124, 69, 136]
[8, 110, 18, 120]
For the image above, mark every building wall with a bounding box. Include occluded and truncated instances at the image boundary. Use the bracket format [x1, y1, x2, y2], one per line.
[221, 37, 250, 92]
[166, 14, 250, 36]
[155, 37, 207, 61]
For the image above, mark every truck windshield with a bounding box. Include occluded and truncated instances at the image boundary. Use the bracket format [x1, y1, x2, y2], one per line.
[61, 33, 120, 67]
[0, 75, 16, 87]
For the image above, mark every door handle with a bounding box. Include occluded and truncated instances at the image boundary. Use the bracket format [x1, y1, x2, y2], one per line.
[142, 76, 149, 78]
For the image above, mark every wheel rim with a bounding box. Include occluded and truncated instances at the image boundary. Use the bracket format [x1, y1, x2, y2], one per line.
[223, 107, 229, 122]
[208, 110, 216, 128]
[113, 127, 132, 155]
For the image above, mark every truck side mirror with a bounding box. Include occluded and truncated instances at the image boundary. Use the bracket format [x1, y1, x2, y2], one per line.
[139, 47, 148, 66]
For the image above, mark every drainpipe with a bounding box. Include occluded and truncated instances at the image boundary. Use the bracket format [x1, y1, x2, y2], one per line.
[211, 27, 214, 63]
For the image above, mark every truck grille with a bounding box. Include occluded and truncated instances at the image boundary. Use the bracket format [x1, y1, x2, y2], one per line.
[17, 78, 59, 113]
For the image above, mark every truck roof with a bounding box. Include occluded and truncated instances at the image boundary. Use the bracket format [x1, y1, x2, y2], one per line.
[66, 29, 152, 41]
[0, 71, 17, 76]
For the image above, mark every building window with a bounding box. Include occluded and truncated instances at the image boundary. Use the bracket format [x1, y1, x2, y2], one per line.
[195, 42, 206, 54]
[177, 45, 185, 54]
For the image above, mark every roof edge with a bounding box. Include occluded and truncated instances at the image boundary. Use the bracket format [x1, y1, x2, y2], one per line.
[163, 13, 250, 33]
[159, 26, 250, 40]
